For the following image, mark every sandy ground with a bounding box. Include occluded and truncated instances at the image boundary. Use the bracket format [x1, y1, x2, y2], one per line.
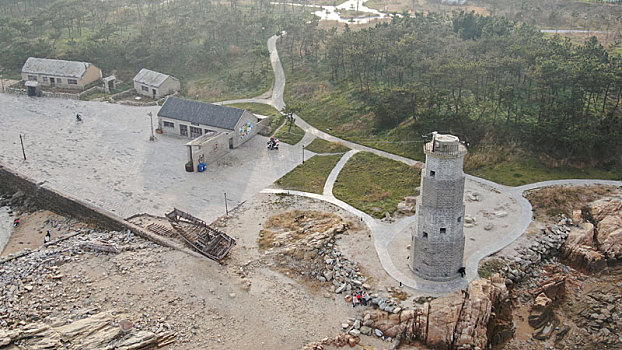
[1, 193, 405, 349]
[0, 210, 88, 257]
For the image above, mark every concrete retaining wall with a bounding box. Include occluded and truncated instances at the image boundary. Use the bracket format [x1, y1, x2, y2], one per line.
[0, 163, 204, 260]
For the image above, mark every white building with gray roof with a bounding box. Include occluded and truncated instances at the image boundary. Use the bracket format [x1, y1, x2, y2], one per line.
[157, 97, 264, 170]
[21, 57, 102, 91]
[133, 68, 180, 99]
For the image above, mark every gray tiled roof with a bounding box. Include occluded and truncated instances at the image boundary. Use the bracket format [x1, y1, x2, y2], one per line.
[133, 68, 174, 87]
[157, 97, 245, 131]
[21, 57, 94, 78]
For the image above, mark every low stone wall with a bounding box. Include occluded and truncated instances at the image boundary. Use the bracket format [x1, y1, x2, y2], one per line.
[6, 87, 27, 96]
[5, 81, 103, 100]
[0, 163, 203, 260]
[118, 100, 158, 106]
[109, 89, 135, 102]
[41, 90, 80, 100]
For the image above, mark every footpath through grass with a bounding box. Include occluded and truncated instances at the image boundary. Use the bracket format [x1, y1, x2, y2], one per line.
[305, 138, 350, 154]
[334, 152, 420, 218]
[275, 155, 343, 194]
[275, 123, 305, 145]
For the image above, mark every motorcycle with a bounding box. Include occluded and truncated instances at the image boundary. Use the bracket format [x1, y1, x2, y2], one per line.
[267, 138, 280, 150]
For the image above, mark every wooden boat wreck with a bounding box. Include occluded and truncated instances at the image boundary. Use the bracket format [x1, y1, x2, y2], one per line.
[165, 208, 236, 263]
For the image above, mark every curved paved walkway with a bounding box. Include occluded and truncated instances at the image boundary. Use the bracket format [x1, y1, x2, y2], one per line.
[224, 34, 622, 295]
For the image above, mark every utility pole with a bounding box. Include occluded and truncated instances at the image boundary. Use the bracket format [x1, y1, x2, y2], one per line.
[302, 145, 305, 164]
[224, 192, 229, 215]
[148, 112, 155, 141]
[19, 134, 26, 160]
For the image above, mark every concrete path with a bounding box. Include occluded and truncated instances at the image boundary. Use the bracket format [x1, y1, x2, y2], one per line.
[244, 33, 622, 295]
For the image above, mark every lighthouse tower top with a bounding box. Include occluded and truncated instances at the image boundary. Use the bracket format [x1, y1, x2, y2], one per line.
[424, 132, 467, 158]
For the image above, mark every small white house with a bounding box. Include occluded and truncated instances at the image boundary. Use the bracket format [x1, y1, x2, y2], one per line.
[133, 68, 180, 99]
[157, 97, 263, 169]
[21, 57, 102, 90]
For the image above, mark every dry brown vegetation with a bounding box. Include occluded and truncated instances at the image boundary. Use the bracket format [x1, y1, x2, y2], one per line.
[258, 210, 343, 250]
[525, 185, 618, 220]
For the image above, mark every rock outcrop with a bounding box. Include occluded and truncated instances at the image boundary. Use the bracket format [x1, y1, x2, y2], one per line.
[361, 276, 508, 349]
[561, 198, 622, 271]
[0, 310, 175, 350]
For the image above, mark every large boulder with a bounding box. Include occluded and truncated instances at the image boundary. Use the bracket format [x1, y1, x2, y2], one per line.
[364, 276, 508, 349]
[562, 199, 622, 270]
[590, 199, 622, 260]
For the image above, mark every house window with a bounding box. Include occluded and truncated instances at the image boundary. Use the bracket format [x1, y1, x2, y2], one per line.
[179, 124, 188, 136]
[430, 170, 436, 177]
[190, 126, 203, 138]
[142, 86, 148, 92]
[42, 77, 48, 82]
[163, 121, 174, 128]
[27, 75, 37, 81]
[56, 78, 62, 83]
[440, 228, 446, 234]
[68, 79, 77, 85]
[422, 232, 428, 239]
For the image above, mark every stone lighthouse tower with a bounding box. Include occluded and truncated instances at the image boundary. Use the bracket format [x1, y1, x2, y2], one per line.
[411, 132, 467, 281]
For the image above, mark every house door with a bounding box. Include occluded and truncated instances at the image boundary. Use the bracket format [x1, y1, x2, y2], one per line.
[50, 77, 55, 87]
[152, 89, 156, 98]
[229, 138, 233, 149]
[108, 80, 115, 91]
[179, 124, 188, 137]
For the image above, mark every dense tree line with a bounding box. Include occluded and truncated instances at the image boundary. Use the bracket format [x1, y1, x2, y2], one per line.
[0, 0, 305, 79]
[281, 12, 622, 166]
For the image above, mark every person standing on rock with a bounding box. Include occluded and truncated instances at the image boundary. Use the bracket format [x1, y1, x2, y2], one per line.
[44, 230, 51, 244]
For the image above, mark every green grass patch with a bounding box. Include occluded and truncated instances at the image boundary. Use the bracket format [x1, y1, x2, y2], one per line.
[226, 103, 282, 118]
[467, 157, 622, 187]
[275, 123, 305, 145]
[184, 53, 273, 103]
[478, 258, 506, 279]
[333, 152, 419, 218]
[304, 138, 350, 154]
[275, 154, 342, 194]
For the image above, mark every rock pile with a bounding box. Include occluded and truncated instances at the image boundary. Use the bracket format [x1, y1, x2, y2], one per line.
[568, 283, 622, 346]
[301, 333, 361, 350]
[0, 225, 170, 342]
[500, 222, 569, 285]
[261, 211, 372, 295]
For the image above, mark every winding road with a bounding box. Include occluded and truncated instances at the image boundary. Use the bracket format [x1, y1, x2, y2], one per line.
[220, 34, 622, 295]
